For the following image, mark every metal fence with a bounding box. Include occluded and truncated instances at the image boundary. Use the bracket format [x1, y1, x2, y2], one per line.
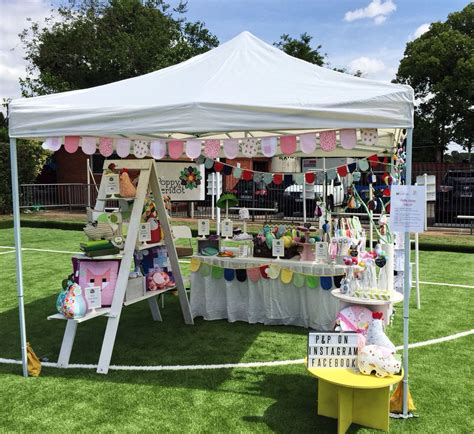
[20, 183, 98, 210]
[19, 163, 473, 229]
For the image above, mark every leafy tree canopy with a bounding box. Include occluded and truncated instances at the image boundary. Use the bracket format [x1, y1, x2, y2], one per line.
[20, 0, 219, 96]
[395, 3, 473, 162]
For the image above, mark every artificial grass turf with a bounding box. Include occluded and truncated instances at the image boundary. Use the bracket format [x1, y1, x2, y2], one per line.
[0, 227, 473, 432]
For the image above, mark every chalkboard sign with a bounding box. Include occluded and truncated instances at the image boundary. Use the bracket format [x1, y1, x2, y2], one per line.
[307, 332, 358, 369]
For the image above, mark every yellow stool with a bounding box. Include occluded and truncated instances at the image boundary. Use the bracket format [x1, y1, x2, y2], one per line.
[308, 367, 403, 433]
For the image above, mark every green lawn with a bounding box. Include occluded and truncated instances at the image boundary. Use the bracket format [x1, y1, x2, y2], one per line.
[0, 227, 473, 432]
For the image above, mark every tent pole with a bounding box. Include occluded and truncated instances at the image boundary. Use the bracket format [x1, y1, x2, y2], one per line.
[216, 158, 221, 235]
[402, 128, 413, 415]
[9, 137, 28, 377]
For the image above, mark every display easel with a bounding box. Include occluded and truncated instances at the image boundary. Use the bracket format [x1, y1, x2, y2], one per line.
[48, 159, 193, 374]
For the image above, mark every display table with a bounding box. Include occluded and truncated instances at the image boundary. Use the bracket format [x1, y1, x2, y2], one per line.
[308, 367, 403, 433]
[190, 255, 350, 329]
[331, 289, 403, 326]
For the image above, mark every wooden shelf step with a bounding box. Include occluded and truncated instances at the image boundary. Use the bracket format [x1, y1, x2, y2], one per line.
[123, 286, 176, 307]
[47, 307, 111, 323]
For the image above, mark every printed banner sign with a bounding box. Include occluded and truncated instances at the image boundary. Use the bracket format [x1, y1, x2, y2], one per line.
[155, 163, 205, 201]
[390, 185, 426, 233]
[307, 332, 358, 369]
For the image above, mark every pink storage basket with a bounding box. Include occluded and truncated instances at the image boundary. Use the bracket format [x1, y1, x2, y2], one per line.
[74, 259, 120, 307]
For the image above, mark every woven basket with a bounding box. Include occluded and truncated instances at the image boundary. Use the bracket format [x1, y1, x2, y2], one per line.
[83, 222, 115, 240]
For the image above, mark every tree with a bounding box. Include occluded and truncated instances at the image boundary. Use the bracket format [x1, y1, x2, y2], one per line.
[274, 33, 325, 65]
[274, 33, 363, 76]
[20, 0, 219, 96]
[394, 4, 473, 162]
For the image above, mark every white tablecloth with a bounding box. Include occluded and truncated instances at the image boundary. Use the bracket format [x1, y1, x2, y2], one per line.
[190, 256, 348, 330]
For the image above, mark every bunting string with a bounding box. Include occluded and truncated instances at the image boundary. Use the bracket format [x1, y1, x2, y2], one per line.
[42, 128, 387, 160]
[190, 257, 345, 289]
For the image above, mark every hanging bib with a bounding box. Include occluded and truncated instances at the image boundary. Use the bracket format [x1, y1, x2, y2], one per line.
[99, 137, 114, 157]
[340, 129, 357, 149]
[150, 140, 166, 159]
[223, 139, 239, 159]
[168, 140, 184, 159]
[320, 131, 337, 152]
[64, 136, 80, 153]
[261, 137, 277, 157]
[241, 138, 259, 158]
[81, 137, 97, 155]
[300, 133, 316, 154]
[116, 139, 131, 158]
[280, 136, 297, 155]
[360, 129, 378, 146]
[185, 139, 202, 159]
[204, 140, 221, 159]
[133, 140, 148, 158]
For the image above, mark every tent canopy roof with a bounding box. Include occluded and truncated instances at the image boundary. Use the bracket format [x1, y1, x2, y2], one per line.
[9, 31, 413, 146]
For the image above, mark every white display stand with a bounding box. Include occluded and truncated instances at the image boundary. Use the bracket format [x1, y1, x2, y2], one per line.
[331, 289, 403, 326]
[47, 159, 193, 374]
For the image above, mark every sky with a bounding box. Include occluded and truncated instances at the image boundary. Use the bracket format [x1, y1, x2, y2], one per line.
[0, 0, 469, 102]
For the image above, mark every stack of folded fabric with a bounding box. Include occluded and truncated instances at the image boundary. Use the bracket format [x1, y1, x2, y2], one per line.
[80, 240, 120, 257]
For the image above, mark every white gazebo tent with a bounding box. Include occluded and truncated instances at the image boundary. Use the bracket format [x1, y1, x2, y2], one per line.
[8, 31, 414, 414]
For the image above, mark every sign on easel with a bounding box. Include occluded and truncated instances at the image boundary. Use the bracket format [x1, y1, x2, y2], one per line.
[221, 220, 233, 238]
[85, 286, 102, 309]
[391, 185, 426, 233]
[198, 219, 210, 237]
[272, 239, 284, 258]
[307, 332, 358, 369]
[105, 174, 120, 195]
[138, 222, 152, 242]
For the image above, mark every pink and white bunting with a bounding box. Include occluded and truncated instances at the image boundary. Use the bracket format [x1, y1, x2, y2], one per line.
[64, 136, 80, 153]
[168, 140, 184, 159]
[116, 138, 131, 158]
[149, 140, 166, 159]
[223, 139, 239, 159]
[99, 137, 114, 157]
[280, 135, 297, 155]
[185, 139, 202, 159]
[204, 139, 221, 159]
[261, 137, 277, 157]
[81, 137, 97, 155]
[299, 133, 316, 154]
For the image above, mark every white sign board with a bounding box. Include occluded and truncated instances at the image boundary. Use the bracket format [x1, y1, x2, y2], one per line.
[138, 222, 152, 242]
[307, 332, 358, 369]
[390, 185, 426, 233]
[155, 163, 205, 201]
[221, 220, 234, 238]
[105, 174, 120, 195]
[85, 286, 101, 309]
[316, 242, 328, 262]
[198, 219, 210, 236]
[272, 239, 285, 258]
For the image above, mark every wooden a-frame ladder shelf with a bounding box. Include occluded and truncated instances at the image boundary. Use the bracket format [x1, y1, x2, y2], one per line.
[48, 159, 193, 374]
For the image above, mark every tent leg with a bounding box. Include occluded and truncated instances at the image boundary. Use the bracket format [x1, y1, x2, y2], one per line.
[9, 137, 28, 378]
[403, 128, 413, 416]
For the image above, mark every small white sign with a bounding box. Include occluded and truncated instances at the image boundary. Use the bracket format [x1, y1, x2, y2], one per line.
[391, 185, 426, 233]
[272, 239, 285, 258]
[221, 220, 234, 238]
[85, 286, 101, 309]
[138, 222, 152, 242]
[105, 174, 120, 195]
[307, 332, 358, 369]
[316, 242, 328, 262]
[198, 219, 210, 236]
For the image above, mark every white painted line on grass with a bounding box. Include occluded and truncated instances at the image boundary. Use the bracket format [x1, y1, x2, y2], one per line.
[0, 250, 15, 255]
[0, 329, 472, 372]
[0, 245, 81, 255]
[415, 281, 474, 289]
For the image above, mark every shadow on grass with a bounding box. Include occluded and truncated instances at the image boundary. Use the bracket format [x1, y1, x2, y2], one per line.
[1, 293, 307, 380]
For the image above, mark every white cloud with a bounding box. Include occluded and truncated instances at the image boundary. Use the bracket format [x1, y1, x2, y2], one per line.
[344, 0, 397, 25]
[0, 0, 52, 102]
[409, 23, 431, 40]
[348, 56, 386, 75]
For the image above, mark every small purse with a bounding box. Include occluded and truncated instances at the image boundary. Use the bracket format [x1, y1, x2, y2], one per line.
[83, 221, 115, 240]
